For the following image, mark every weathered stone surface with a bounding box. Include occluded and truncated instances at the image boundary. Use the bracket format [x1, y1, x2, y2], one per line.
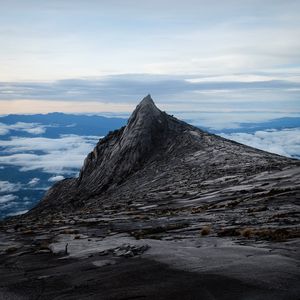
[26, 95, 299, 219]
[0, 95, 299, 299]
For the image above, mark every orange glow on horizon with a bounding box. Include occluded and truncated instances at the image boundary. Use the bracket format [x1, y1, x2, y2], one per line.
[0, 100, 135, 115]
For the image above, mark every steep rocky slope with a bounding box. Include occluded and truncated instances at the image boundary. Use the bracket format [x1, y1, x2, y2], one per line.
[31, 95, 299, 217]
[0, 95, 299, 299]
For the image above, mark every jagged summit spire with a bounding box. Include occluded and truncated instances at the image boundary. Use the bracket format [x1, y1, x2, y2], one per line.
[75, 95, 169, 193]
[32, 94, 298, 217]
[134, 94, 159, 113]
[127, 95, 162, 128]
[139, 94, 155, 106]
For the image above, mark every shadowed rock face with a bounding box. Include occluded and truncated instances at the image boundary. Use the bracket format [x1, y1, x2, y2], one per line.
[78, 95, 170, 191]
[31, 94, 299, 215]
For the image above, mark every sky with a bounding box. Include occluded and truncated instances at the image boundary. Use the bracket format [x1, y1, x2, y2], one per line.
[0, 0, 300, 114]
[1, 1, 300, 217]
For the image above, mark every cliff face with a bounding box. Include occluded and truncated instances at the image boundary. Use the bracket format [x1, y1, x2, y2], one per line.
[78, 95, 170, 192]
[32, 95, 299, 215]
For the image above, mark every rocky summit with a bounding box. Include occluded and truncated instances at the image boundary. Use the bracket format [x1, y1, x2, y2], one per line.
[0, 95, 300, 299]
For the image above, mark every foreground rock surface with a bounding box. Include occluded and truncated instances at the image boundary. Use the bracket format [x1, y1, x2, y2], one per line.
[0, 229, 299, 299]
[0, 95, 299, 299]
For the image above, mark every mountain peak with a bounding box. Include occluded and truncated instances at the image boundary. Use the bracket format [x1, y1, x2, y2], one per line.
[3, 96, 300, 300]
[138, 94, 155, 107]
[124, 95, 165, 140]
[32, 95, 297, 214]
[128, 94, 161, 123]
[71, 96, 169, 196]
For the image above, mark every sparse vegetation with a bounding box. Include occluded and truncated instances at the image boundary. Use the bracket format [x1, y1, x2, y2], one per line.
[252, 228, 300, 242]
[226, 200, 241, 208]
[61, 229, 79, 234]
[201, 226, 211, 236]
[218, 228, 240, 237]
[5, 246, 18, 254]
[240, 228, 253, 238]
[22, 229, 34, 235]
[247, 206, 268, 213]
[219, 227, 300, 242]
[38, 242, 51, 250]
[191, 205, 208, 214]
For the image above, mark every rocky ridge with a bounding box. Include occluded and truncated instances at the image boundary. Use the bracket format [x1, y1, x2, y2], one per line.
[31, 95, 299, 215]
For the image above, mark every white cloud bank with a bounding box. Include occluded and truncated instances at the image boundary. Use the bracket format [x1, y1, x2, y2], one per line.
[7, 210, 28, 217]
[221, 128, 300, 158]
[28, 177, 40, 187]
[0, 194, 18, 204]
[0, 122, 47, 135]
[0, 181, 21, 193]
[48, 175, 65, 182]
[0, 134, 100, 174]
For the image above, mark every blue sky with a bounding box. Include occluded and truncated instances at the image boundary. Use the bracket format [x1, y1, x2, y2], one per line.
[0, 0, 299, 114]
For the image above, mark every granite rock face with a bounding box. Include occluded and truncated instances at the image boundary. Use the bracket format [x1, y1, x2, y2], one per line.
[1, 95, 300, 299]
[32, 94, 299, 217]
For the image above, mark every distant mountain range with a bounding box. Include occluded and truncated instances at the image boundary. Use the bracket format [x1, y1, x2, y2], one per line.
[0, 112, 127, 139]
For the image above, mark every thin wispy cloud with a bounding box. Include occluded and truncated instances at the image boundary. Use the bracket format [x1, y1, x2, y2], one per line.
[0, 74, 299, 114]
[0, 1, 299, 114]
[0, 194, 18, 204]
[0, 181, 21, 193]
[28, 177, 40, 187]
[1, 1, 300, 81]
[1, 75, 299, 101]
[7, 209, 28, 217]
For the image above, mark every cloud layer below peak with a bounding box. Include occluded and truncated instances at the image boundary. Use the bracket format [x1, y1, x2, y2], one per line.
[0, 134, 100, 174]
[221, 128, 300, 159]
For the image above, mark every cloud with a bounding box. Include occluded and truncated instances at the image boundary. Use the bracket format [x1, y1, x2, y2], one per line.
[1, 0, 300, 82]
[0, 74, 299, 115]
[28, 177, 40, 187]
[0, 194, 18, 204]
[0, 122, 47, 135]
[0, 134, 100, 174]
[0, 127, 9, 135]
[7, 209, 28, 216]
[0, 75, 299, 102]
[0, 181, 21, 193]
[220, 128, 300, 158]
[48, 175, 65, 182]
